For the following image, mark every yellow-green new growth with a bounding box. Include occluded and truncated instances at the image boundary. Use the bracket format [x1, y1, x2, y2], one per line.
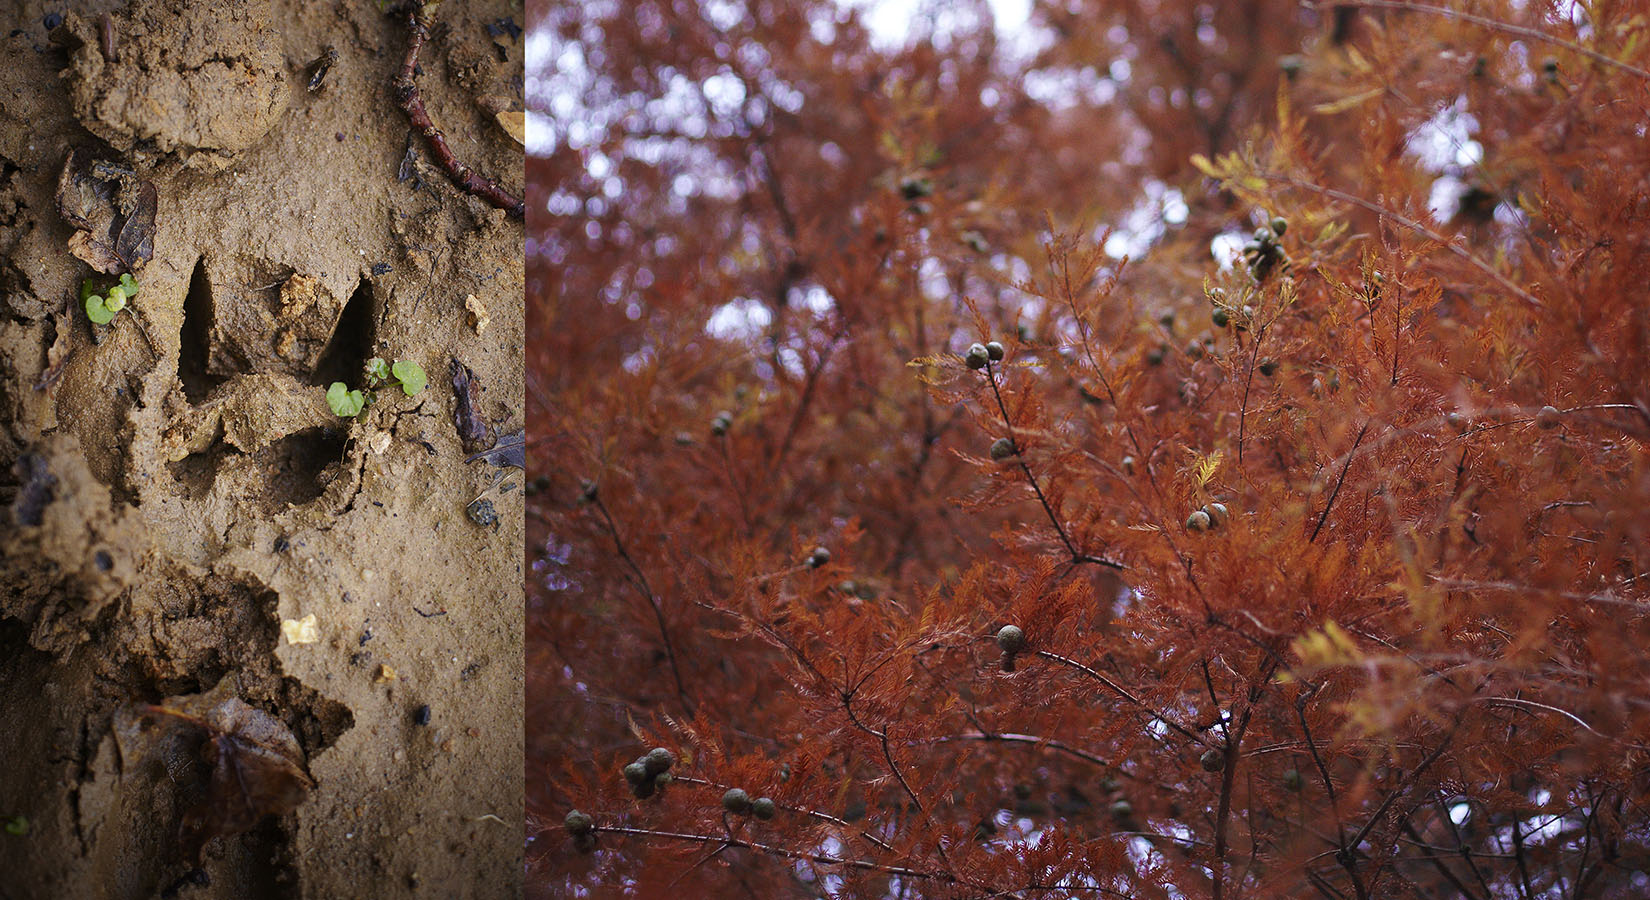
[364, 357, 428, 396]
[328, 358, 427, 418]
[326, 382, 366, 418]
[83, 273, 140, 325]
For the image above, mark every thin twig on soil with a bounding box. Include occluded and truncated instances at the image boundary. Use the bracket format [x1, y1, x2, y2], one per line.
[394, 4, 525, 219]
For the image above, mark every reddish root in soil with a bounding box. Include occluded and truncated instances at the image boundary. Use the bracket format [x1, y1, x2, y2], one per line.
[394, 3, 525, 220]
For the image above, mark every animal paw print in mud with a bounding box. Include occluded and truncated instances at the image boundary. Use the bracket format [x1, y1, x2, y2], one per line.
[162, 255, 380, 511]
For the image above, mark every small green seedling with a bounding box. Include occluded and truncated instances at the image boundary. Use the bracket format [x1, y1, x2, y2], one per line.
[328, 358, 427, 419]
[326, 383, 366, 418]
[4, 815, 27, 836]
[82, 274, 140, 325]
[363, 357, 428, 396]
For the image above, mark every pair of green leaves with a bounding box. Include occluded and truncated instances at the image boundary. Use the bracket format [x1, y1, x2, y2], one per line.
[82, 273, 140, 325]
[365, 357, 428, 395]
[325, 357, 427, 418]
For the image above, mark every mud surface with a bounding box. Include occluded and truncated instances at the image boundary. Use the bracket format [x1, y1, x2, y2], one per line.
[0, 1, 524, 897]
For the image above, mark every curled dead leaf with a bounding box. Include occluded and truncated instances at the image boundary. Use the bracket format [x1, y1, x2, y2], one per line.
[55, 149, 157, 274]
[451, 358, 488, 453]
[114, 686, 315, 863]
[465, 427, 523, 470]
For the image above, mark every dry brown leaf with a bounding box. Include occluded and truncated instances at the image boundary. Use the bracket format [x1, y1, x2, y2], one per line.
[115, 686, 315, 863]
[451, 358, 488, 453]
[55, 149, 157, 274]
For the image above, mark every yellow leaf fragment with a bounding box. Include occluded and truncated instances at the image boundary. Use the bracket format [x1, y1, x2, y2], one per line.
[495, 110, 527, 146]
[1292, 620, 1362, 668]
[465, 294, 490, 334]
[1191, 450, 1224, 491]
[1311, 88, 1383, 115]
[281, 614, 320, 645]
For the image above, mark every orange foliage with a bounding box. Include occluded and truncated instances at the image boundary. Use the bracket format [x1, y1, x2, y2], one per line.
[529, 1, 1650, 896]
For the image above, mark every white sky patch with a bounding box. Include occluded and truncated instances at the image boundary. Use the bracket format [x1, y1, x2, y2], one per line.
[793, 283, 838, 316]
[846, 0, 1044, 57]
[1211, 231, 1246, 272]
[1519, 811, 1569, 844]
[918, 256, 950, 299]
[1163, 189, 1189, 224]
[704, 0, 745, 31]
[706, 297, 773, 340]
[545, 190, 581, 216]
[809, 6, 839, 44]
[1127, 835, 1161, 872]
[1547, 0, 1591, 37]
[524, 111, 555, 156]
[621, 346, 654, 373]
[701, 71, 748, 118]
[777, 346, 806, 378]
[526, 30, 594, 156]
[795, 834, 847, 894]
[855, 0, 918, 47]
[1427, 174, 1466, 223]
[1025, 65, 1118, 110]
[1103, 181, 1187, 259]
[1406, 95, 1483, 172]
[766, 77, 807, 113]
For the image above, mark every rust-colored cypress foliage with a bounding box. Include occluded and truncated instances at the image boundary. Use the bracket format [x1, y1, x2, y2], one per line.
[528, 1, 1650, 896]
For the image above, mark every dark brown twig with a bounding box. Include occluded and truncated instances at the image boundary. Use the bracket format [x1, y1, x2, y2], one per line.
[591, 498, 694, 714]
[1399, 820, 1485, 900]
[1310, 420, 1370, 543]
[984, 360, 1123, 570]
[1034, 649, 1208, 746]
[395, 4, 525, 219]
[592, 825, 945, 881]
[671, 774, 896, 852]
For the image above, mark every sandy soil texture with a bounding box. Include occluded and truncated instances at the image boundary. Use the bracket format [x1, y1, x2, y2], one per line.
[0, 0, 525, 897]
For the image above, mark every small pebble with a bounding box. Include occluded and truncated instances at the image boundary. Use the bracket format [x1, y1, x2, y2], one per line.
[467, 498, 499, 529]
[413, 704, 432, 726]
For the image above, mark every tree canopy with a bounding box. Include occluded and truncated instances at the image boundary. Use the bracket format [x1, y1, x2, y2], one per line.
[529, 1, 1650, 896]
